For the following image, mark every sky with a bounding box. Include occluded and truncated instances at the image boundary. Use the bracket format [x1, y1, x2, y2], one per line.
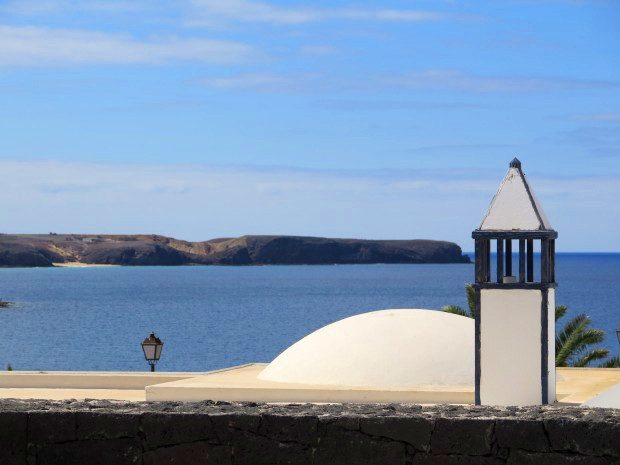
[0, 0, 619, 251]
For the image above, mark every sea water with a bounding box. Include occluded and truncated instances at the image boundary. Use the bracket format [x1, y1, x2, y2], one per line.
[0, 253, 617, 371]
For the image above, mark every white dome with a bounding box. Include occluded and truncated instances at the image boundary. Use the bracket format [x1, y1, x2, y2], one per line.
[259, 309, 474, 388]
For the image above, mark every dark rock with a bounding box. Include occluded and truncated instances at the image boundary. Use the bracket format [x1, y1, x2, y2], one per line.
[495, 418, 549, 452]
[507, 450, 615, 465]
[0, 399, 614, 422]
[322, 416, 360, 431]
[315, 427, 407, 465]
[544, 418, 620, 457]
[360, 416, 433, 451]
[209, 413, 261, 443]
[430, 418, 494, 456]
[76, 412, 139, 440]
[411, 454, 504, 465]
[141, 413, 215, 449]
[36, 439, 141, 465]
[230, 430, 312, 465]
[0, 400, 617, 465]
[0, 412, 27, 465]
[258, 414, 318, 445]
[28, 411, 76, 444]
[143, 442, 231, 465]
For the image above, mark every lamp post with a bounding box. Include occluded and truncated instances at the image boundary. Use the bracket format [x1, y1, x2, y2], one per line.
[616, 327, 620, 345]
[141, 332, 164, 372]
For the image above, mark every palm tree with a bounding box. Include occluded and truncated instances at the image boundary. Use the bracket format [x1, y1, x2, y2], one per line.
[442, 284, 476, 318]
[555, 306, 619, 367]
[599, 356, 620, 368]
[442, 286, 619, 368]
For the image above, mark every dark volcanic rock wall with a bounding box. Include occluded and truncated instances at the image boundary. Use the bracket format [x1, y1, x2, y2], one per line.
[0, 400, 617, 465]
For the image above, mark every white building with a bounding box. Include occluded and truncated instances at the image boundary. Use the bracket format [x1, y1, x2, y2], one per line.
[473, 158, 557, 406]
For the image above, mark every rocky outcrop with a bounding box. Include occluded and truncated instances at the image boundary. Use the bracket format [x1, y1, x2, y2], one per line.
[0, 234, 470, 267]
[200, 236, 470, 265]
[0, 238, 65, 267]
[0, 399, 617, 465]
[79, 242, 190, 266]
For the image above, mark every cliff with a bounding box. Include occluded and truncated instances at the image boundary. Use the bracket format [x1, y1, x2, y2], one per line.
[0, 234, 470, 267]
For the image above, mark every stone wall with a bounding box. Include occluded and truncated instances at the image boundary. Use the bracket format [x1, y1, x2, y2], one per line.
[0, 400, 618, 465]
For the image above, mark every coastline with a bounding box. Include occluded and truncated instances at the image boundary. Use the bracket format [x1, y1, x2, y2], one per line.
[0, 234, 470, 267]
[52, 262, 120, 268]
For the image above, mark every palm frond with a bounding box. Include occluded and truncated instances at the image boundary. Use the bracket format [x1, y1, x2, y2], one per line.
[599, 356, 620, 368]
[570, 329, 606, 354]
[441, 305, 472, 318]
[557, 314, 590, 343]
[567, 329, 606, 367]
[556, 314, 592, 349]
[556, 314, 589, 360]
[555, 315, 590, 367]
[555, 305, 567, 322]
[555, 311, 608, 367]
[573, 349, 610, 367]
[465, 284, 476, 316]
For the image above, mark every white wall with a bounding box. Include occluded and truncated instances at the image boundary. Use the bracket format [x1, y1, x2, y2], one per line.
[480, 289, 543, 406]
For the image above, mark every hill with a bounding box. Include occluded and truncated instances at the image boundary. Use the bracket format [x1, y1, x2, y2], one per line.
[0, 234, 470, 267]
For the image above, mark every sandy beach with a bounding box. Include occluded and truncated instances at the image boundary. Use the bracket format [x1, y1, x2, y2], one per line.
[52, 262, 120, 268]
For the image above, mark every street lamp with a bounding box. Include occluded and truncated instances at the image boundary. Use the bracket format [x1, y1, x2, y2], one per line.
[616, 327, 620, 345]
[141, 332, 164, 372]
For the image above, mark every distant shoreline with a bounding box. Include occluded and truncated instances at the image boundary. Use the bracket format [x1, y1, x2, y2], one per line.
[0, 234, 471, 267]
[0, 261, 475, 268]
[52, 262, 120, 268]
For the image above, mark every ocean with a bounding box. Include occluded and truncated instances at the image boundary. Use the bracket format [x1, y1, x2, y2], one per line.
[0, 253, 617, 372]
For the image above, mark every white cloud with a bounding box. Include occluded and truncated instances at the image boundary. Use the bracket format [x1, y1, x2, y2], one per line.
[558, 125, 620, 157]
[0, 26, 254, 66]
[300, 45, 337, 56]
[0, 160, 618, 251]
[574, 113, 620, 122]
[0, 160, 488, 243]
[382, 70, 618, 93]
[197, 69, 618, 95]
[2, 0, 146, 15]
[187, 0, 452, 26]
[200, 73, 292, 89]
[198, 72, 323, 92]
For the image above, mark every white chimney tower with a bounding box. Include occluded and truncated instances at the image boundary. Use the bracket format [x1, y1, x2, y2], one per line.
[473, 158, 556, 406]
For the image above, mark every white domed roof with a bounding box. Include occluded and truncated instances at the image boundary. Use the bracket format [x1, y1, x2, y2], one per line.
[259, 309, 474, 388]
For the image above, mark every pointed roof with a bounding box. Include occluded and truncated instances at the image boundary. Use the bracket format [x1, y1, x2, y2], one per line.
[478, 158, 552, 231]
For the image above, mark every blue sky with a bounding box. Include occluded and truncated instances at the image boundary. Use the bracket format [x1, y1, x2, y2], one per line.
[0, 0, 618, 251]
